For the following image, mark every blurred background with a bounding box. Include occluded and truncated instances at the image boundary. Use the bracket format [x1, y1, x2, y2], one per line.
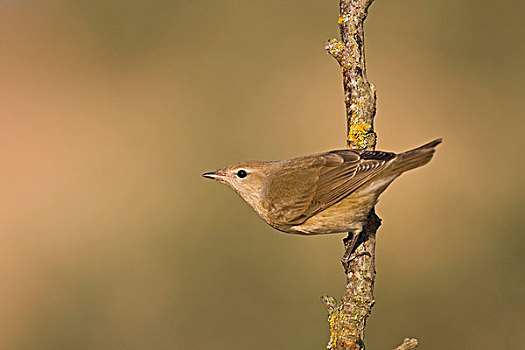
[1, 0, 523, 349]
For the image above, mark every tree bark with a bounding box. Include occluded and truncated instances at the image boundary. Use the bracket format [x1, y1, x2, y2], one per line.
[321, 1, 418, 349]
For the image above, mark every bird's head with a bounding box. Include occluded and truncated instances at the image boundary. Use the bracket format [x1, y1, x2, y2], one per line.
[202, 161, 274, 211]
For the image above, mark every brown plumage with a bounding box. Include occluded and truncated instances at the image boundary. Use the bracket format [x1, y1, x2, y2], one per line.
[203, 139, 441, 239]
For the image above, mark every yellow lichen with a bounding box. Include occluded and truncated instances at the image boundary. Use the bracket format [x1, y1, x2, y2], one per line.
[328, 309, 360, 349]
[347, 120, 371, 149]
[327, 40, 345, 56]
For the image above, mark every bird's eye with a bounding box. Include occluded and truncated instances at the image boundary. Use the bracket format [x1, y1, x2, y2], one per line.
[236, 169, 247, 178]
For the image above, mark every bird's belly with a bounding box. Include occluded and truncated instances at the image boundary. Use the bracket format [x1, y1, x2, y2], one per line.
[290, 192, 377, 235]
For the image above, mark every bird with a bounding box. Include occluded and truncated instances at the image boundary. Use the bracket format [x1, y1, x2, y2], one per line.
[203, 138, 441, 263]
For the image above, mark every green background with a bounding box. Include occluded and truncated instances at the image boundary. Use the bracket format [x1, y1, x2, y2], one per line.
[1, 0, 523, 349]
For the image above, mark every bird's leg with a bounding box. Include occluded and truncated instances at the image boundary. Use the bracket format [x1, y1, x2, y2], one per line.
[341, 232, 359, 264]
[341, 230, 371, 266]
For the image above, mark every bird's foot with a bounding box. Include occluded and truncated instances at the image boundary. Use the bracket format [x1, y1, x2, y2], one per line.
[341, 232, 369, 267]
[341, 249, 372, 266]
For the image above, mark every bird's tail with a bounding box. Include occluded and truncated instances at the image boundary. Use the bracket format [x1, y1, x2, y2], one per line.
[387, 138, 442, 174]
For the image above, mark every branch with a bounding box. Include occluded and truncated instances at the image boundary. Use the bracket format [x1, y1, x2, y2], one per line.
[325, 0, 376, 150]
[394, 338, 419, 350]
[321, 211, 380, 350]
[321, 1, 419, 349]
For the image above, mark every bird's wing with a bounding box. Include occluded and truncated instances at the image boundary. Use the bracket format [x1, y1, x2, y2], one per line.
[262, 149, 396, 225]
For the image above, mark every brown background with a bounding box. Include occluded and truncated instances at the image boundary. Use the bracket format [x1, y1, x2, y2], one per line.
[1, 0, 523, 349]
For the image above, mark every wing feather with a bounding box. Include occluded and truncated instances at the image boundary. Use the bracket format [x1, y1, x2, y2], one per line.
[263, 149, 395, 225]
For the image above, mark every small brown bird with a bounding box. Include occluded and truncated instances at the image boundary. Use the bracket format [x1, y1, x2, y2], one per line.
[203, 139, 441, 262]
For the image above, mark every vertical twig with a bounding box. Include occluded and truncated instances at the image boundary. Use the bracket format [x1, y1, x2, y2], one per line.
[321, 1, 418, 349]
[325, 0, 377, 151]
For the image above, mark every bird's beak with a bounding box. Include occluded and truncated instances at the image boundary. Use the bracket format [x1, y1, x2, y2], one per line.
[202, 171, 226, 181]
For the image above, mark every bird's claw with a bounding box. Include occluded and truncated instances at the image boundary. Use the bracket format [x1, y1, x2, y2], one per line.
[341, 250, 371, 267]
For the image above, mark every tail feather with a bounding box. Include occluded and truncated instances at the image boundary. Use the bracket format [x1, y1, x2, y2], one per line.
[388, 138, 442, 174]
